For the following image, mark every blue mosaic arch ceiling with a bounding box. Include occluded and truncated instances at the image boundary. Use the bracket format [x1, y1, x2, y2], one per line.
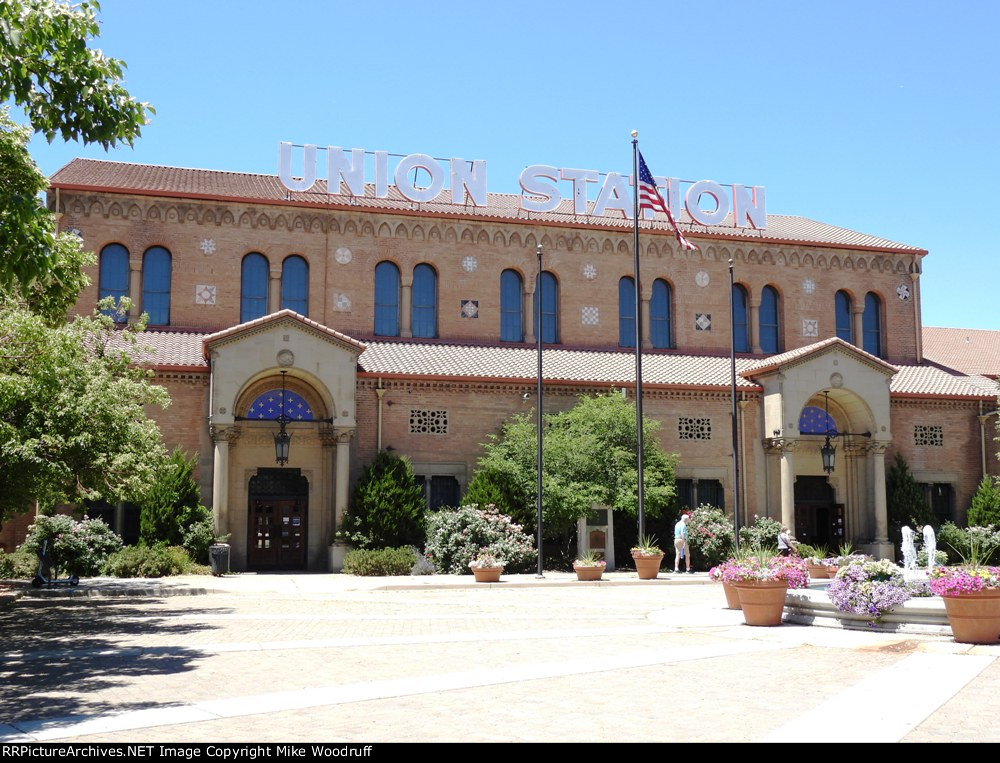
[247, 390, 315, 421]
[799, 405, 837, 435]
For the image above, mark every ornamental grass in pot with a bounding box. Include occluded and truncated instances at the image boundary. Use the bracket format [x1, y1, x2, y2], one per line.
[573, 550, 607, 581]
[720, 546, 809, 626]
[631, 534, 665, 580]
[928, 539, 1000, 644]
[469, 550, 504, 583]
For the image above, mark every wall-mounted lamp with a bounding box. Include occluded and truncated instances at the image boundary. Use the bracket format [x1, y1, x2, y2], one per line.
[820, 390, 871, 474]
[273, 371, 292, 466]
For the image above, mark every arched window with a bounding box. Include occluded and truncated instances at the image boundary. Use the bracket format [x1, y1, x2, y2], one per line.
[732, 283, 750, 353]
[141, 246, 171, 326]
[863, 292, 883, 357]
[246, 388, 315, 421]
[650, 278, 673, 349]
[618, 276, 636, 348]
[835, 290, 853, 343]
[500, 269, 523, 342]
[411, 263, 438, 338]
[281, 255, 309, 316]
[240, 253, 269, 323]
[534, 271, 559, 344]
[98, 243, 130, 322]
[374, 261, 400, 336]
[759, 285, 780, 354]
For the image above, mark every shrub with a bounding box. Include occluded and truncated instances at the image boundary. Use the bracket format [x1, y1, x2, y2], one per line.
[886, 453, 934, 544]
[140, 448, 209, 547]
[967, 476, 1000, 527]
[739, 515, 782, 550]
[685, 504, 734, 569]
[21, 515, 123, 576]
[342, 546, 418, 576]
[342, 451, 426, 549]
[938, 522, 1000, 565]
[425, 504, 536, 574]
[0, 549, 37, 579]
[182, 515, 216, 565]
[103, 544, 192, 578]
[915, 549, 948, 567]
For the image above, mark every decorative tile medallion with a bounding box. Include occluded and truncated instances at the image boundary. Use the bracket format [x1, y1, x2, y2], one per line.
[461, 300, 479, 318]
[199, 239, 216, 255]
[583, 264, 597, 280]
[581, 306, 599, 325]
[695, 313, 712, 331]
[195, 285, 217, 305]
[333, 293, 351, 311]
[803, 278, 816, 295]
[802, 319, 819, 337]
[334, 247, 353, 264]
[462, 256, 478, 273]
[66, 228, 83, 239]
[896, 283, 911, 301]
[695, 270, 710, 287]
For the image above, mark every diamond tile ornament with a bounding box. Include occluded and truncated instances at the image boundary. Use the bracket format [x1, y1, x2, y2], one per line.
[199, 239, 216, 255]
[461, 300, 479, 318]
[334, 247, 353, 264]
[462, 256, 478, 273]
[581, 306, 599, 325]
[66, 228, 83, 239]
[802, 319, 819, 337]
[695, 271, 710, 288]
[896, 283, 911, 301]
[333, 293, 351, 311]
[583, 264, 597, 280]
[803, 279, 816, 295]
[695, 313, 712, 331]
[195, 285, 217, 305]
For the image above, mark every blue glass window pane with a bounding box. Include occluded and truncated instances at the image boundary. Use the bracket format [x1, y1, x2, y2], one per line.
[732, 284, 749, 353]
[863, 292, 882, 357]
[241, 253, 269, 323]
[759, 285, 779, 354]
[650, 279, 673, 349]
[281, 255, 309, 316]
[246, 389, 315, 421]
[500, 270, 523, 342]
[534, 272, 559, 344]
[799, 406, 837, 436]
[99, 243, 130, 322]
[619, 277, 636, 348]
[374, 261, 400, 336]
[142, 246, 171, 326]
[835, 291, 853, 343]
[411, 264, 437, 338]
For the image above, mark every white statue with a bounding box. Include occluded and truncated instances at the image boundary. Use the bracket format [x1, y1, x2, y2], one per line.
[901, 525, 916, 571]
[922, 524, 937, 571]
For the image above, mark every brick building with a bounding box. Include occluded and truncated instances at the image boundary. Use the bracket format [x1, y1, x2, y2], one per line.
[18, 156, 997, 570]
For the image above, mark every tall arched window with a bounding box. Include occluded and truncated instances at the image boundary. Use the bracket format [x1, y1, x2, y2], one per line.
[374, 261, 400, 336]
[863, 292, 883, 357]
[759, 285, 780, 354]
[240, 253, 269, 323]
[650, 278, 673, 349]
[732, 283, 750, 353]
[534, 271, 559, 344]
[411, 263, 438, 338]
[141, 246, 171, 326]
[618, 276, 636, 348]
[280, 255, 309, 316]
[835, 290, 853, 343]
[99, 243, 130, 322]
[500, 269, 523, 342]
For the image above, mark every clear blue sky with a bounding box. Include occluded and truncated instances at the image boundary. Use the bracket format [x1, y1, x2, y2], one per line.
[25, 0, 1000, 330]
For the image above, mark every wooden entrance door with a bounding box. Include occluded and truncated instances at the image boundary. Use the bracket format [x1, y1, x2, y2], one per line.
[247, 469, 308, 570]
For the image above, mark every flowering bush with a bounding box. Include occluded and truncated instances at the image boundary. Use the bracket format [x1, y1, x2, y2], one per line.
[424, 504, 536, 575]
[928, 565, 1000, 596]
[827, 559, 912, 625]
[21, 514, 123, 577]
[719, 554, 809, 589]
[738, 515, 782, 550]
[686, 505, 733, 569]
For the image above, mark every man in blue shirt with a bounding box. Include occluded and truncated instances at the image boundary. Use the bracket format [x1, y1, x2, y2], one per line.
[673, 513, 692, 573]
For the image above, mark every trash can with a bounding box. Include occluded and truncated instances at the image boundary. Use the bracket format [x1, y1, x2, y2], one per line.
[209, 543, 230, 576]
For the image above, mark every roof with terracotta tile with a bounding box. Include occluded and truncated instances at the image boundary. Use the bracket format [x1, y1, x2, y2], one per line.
[922, 327, 1000, 378]
[202, 309, 367, 354]
[741, 337, 898, 377]
[50, 158, 925, 254]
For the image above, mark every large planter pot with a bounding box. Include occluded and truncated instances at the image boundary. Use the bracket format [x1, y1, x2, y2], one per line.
[631, 551, 664, 580]
[471, 566, 503, 583]
[732, 579, 790, 626]
[941, 589, 1000, 644]
[573, 563, 605, 581]
[721, 581, 742, 610]
[806, 564, 827, 580]
[825, 566, 840, 579]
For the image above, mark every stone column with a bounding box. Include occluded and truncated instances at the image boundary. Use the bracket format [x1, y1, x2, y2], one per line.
[778, 440, 797, 536]
[749, 296, 762, 354]
[334, 428, 354, 529]
[852, 305, 864, 349]
[911, 272, 922, 362]
[641, 283, 652, 349]
[524, 281, 536, 344]
[269, 267, 281, 314]
[129, 259, 142, 318]
[320, 428, 338, 544]
[871, 442, 889, 544]
[843, 443, 867, 543]
[210, 425, 239, 536]
[400, 273, 413, 338]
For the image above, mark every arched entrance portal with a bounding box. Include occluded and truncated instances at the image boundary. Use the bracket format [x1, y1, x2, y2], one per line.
[793, 476, 844, 549]
[247, 468, 309, 570]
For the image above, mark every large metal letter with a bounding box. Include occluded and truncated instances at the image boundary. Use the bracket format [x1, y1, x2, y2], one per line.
[560, 168, 599, 215]
[450, 158, 488, 206]
[374, 150, 389, 198]
[327, 147, 366, 197]
[278, 142, 317, 192]
[733, 184, 767, 229]
[686, 180, 730, 226]
[593, 172, 632, 217]
[395, 154, 445, 203]
[519, 165, 561, 212]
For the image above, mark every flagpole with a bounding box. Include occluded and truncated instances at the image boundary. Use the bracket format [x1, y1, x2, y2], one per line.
[631, 130, 646, 542]
[729, 257, 742, 552]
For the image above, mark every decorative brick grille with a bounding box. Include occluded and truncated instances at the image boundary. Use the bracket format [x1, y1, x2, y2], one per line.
[410, 410, 448, 435]
[679, 417, 711, 440]
[914, 425, 943, 447]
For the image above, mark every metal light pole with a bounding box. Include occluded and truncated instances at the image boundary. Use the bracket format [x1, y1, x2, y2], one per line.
[728, 259, 741, 551]
[535, 244, 544, 578]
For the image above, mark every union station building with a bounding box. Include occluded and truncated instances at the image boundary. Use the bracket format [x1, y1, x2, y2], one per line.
[18, 155, 998, 570]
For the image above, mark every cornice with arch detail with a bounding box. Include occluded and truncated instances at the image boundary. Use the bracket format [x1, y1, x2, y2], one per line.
[890, 397, 986, 411]
[60, 191, 914, 273]
[153, 371, 210, 386]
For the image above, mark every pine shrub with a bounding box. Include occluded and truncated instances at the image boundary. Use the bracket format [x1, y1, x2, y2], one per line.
[342, 451, 426, 548]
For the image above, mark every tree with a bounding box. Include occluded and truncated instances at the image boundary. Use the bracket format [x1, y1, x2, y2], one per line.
[342, 451, 426, 549]
[886, 452, 934, 544]
[967, 476, 1000, 527]
[0, 0, 152, 291]
[139, 447, 209, 547]
[466, 393, 677, 536]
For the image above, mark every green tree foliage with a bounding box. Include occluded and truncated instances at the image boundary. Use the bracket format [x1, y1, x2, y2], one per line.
[139, 447, 209, 547]
[967, 476, 1000, 527]
[0, 0, 152, 291]
[342, 451, 426, 549]
[467, 393, 677, 536]
[886, 452, 934, 544]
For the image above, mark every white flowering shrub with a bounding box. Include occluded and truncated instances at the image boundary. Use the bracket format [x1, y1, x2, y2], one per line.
[424, 504, 536, 575]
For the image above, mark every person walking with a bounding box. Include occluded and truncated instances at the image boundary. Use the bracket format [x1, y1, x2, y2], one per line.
[777, 526, 794, 557]
[674, 513, 692, 573]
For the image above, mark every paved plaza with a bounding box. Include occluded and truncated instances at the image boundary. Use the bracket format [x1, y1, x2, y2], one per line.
[1, 573, 998, 743]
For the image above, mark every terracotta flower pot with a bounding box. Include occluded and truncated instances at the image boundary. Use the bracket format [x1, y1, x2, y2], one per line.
[471, 566, 503, 583]
[721, 581, 742, 610]
[732, 579, 789, 626]
[806, 564, 827, 579]
[941, 589, 1000, 644]
[573, 563, 605, 581]
[631, 551, 664, 580]
[825, 566, 840, 579]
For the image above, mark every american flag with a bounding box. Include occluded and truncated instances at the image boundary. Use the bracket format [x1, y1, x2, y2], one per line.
[637, 151, 697, 251]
